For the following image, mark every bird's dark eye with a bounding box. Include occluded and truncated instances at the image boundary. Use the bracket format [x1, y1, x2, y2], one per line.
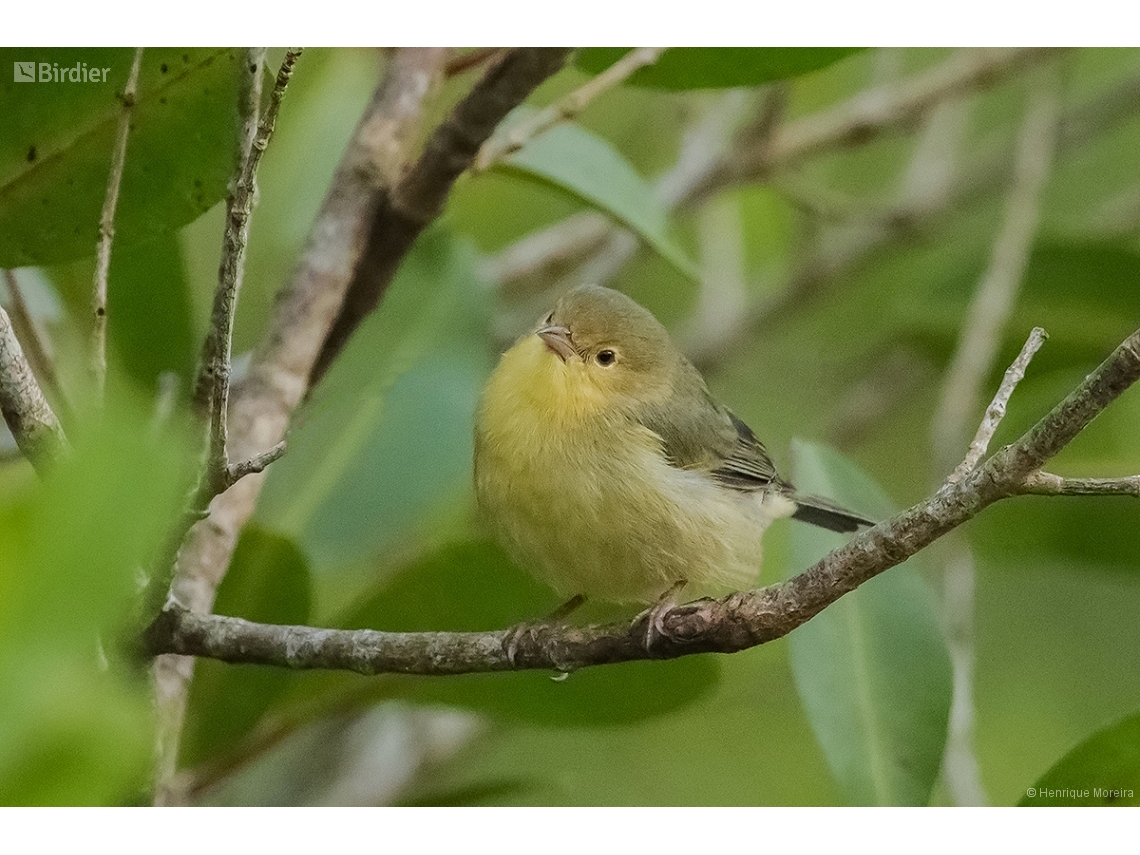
[542, 311, 554, 325]
[596, 349, 616, 366]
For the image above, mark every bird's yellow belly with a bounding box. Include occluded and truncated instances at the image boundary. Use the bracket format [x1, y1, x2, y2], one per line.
[475, 416, 780, 604]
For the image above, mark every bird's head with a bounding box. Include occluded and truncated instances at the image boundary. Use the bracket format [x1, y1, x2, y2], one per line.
[496, 284, 680, 421]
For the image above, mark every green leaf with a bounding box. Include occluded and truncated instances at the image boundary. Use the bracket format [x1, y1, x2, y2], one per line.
[181, 527, 312, 769]
[255, 227, 491, 568]
[493, 119, 696, 280]
[1020, 711, 1140, 806]
[785, 440, 952, 806]
[0, 657, 153, 806]
[335, 540, 720, 726]
[575, 48, 864, 91]
[107, 232, 197, 393]
[0, 48, 245, 267]
[0, 392, 196, 804]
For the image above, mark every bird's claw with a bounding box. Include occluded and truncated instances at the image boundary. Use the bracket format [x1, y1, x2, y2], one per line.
[503, 594, 588, 669]
[503, 622, 535, 668]
[639, 580, 687, 655]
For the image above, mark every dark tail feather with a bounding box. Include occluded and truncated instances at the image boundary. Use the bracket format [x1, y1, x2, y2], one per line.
[790, 494, 875, 534]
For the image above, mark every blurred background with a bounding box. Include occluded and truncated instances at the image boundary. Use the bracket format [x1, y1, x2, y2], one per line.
[1, 47, 1138, 806]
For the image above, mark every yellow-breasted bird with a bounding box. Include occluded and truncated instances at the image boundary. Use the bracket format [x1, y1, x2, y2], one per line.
[474, 284, 873, 608]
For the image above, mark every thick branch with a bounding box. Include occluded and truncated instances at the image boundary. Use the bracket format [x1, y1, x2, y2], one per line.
[151, 48, 449, 806]
[0, 305, 68, 473]
[145, 326, 1140, 675]
[991, 329, 1140, 480]
[310, 47, 573, 386]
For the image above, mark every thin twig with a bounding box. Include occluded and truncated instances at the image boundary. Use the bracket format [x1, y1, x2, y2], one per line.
[484, 48, 1061, 324]
[91, 46, 144, 401]
[206, 48, 300, 464]
[710, 47, 1064, 194]
[949, 328, 1049, 485]
[475, 47, 665, 171]
[0, 304, 68, 474]
[145, 325, 1140, 676]
[484, 88, 753, 295]
[192, 46, 265, 466]
[226, 440, 286, 484]
[928, 72, 1060, 808]
[147, 49, 299, 620]
[151, 48, 451, 807]
[935, 78, 1061, 479]
[690, 62, 1140, 373]
[1022, 472, 1140, 497]
[2, 269, 68, 419]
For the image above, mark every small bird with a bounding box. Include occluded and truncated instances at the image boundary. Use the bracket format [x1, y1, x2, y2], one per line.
[474, 284, 873, 609]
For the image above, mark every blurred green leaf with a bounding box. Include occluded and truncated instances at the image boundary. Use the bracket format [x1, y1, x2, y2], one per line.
[0, 48, 243, 267]
[0, 390, 195, 805]
[181, 527, 312, 769]
[493, 119, 696, 280]
[1020, 711, 1140, 806]
[334, 540, 719, 726]
[398, 639, 836, 806]
[0, 657, 152, 805]
[785, 441, 952, 806]
[106, 232, 196, 393]
[256, 227, 491, 569]
[575, 48, 864, 90]
[1023, 240, 1140, 315]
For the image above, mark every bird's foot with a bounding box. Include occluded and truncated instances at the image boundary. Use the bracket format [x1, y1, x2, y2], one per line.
[637, 580, 687, 655]
[503, 594, 587, 668]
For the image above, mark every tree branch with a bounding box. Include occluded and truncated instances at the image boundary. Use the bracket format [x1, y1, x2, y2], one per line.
[145, 49, 299, 621]
[0, 304, 68, 474]
[2, 269, 68, 420]
[145, 325, 1140, 675]
[484, 49, 1068, 353]
[687, 64, 1140, 372]
[949, 328, 1049, 485]
[935, 76, 1060, 480]
[151, 48, 450, 806]
[700, 47, 1064, 197]
[192, 47, 266, 478]
[930, 66, 1060, 808]
[475, 47, 664, 171]
[309, 47, 573, 386]
[91, 46, 144, 401]
[1021, 472, 1140, 497]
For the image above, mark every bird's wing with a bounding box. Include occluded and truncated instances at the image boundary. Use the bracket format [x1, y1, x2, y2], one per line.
[634, 366, 780, 493]
[708, 409, 781, 491]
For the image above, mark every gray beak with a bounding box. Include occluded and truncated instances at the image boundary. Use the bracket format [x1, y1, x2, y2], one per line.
[537, 325, 576, 363]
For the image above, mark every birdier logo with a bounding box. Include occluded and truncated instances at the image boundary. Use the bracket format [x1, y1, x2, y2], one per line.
[13, 61, 111, 83]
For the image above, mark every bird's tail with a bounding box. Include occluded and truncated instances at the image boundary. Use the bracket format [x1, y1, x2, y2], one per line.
[790, 494, 875, 534]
